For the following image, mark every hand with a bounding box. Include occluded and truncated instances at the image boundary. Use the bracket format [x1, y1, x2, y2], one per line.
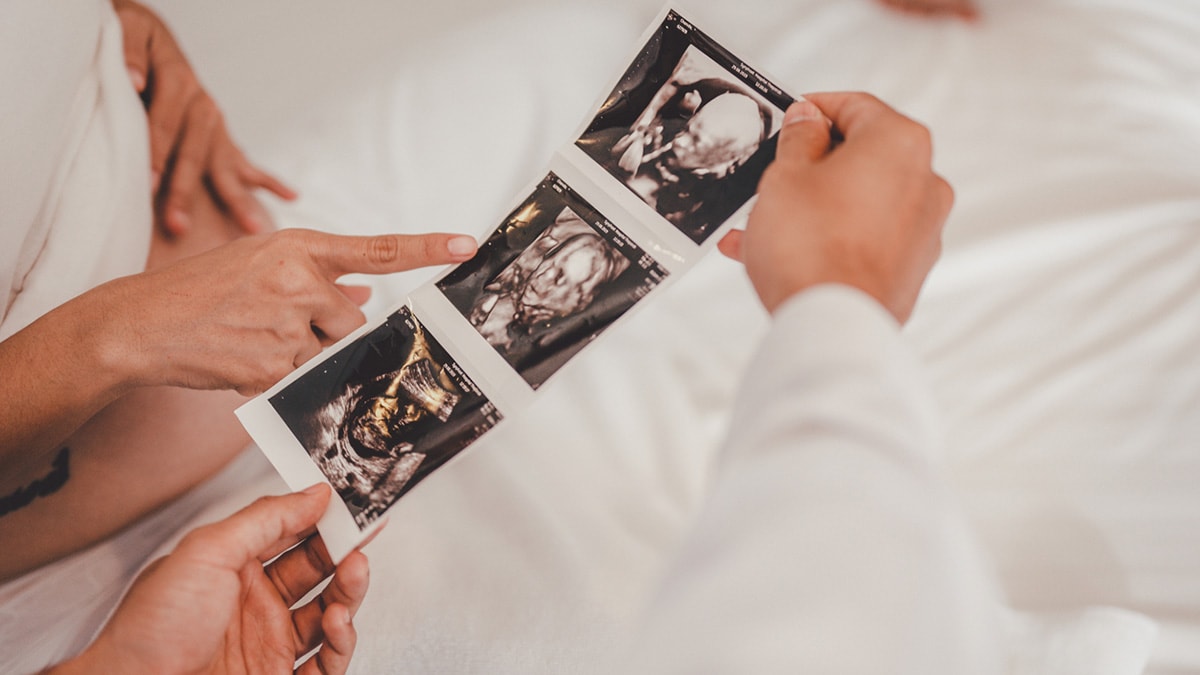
[113, 0, 297, 236]
[145, 166, 269, 272]
[98, 229, 479, 395]
[876, 0, 979, 20]
[718, 94, 952, 323]
[54, 485, 368, 675]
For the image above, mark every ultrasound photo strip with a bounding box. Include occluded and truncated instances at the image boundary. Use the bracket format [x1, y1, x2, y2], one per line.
[266, 307, 501, 530]
[572, 9, 794, 246]
[436, 173, 669, 391]
[236, 5, 797, 563]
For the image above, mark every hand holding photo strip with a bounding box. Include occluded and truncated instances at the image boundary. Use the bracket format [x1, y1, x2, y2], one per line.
[575, 10, 792, 245]
[236, 6, 796, 562]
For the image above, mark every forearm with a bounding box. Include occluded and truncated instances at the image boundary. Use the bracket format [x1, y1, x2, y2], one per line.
[0, 279, 136, 484]
[40, 636, 127, 675]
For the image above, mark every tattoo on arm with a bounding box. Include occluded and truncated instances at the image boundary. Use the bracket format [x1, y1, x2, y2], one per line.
[0, 447, 70, 517]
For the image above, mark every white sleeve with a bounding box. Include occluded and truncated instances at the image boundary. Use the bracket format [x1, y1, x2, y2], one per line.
[624, 285, 1006, 674]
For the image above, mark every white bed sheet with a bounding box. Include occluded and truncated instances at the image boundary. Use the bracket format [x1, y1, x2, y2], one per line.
[116, 0, 1200, 672]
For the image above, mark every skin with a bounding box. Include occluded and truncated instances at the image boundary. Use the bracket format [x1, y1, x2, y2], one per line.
[718, 93, 952, 323]
[0, 189, 477, 580]
[50, 485, 372, 675]
[876, 0, 980, 21]
[112, 0, 297, 236]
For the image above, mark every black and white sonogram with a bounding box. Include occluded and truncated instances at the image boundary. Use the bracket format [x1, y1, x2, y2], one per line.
[576, 11, 793, 244]
[269, 307, 501, 528]
[437, 173, 668, 389]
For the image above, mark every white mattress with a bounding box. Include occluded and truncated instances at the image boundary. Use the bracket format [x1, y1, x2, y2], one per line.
[26, 0, 1200, 672]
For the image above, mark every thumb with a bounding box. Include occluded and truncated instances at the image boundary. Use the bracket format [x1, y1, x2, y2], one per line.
[775, 98, 834, 163]
[176, 484, 332, 569]
[308, 231, 479, 279]
[117, 9, 152, 93]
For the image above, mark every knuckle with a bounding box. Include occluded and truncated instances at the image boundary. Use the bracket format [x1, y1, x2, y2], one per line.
[263, 355, 295, 385]
[937, 177, 956, 209]
[237, 363, 271, 396]
[179, 523, 221, 552]
[273, 265, 310, 297]
[914, 122, 934, 149]
[268, 363, 293, 385]
[272, 228, 310, 252]
[855, 91, 885, 109]
[900, 119, 933, 155]
[367, 236, 401, 266]
[283, 319, 314, 341]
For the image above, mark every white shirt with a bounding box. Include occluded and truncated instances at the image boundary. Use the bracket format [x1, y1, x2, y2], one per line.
[0, 0, 150, 341]
[625, 285, 1008, 673]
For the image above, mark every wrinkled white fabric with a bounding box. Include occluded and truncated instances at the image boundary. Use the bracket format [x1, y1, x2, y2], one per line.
[0, 0, 150, 341]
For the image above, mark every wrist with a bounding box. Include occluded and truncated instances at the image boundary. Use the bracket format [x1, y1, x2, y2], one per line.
[74, 276, 154, 393]
[48, 635, 147, 675]
[43, 647, 96, 675]
[756, 271, 900, 324]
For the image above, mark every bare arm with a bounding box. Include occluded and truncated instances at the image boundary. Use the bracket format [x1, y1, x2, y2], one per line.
[0, 283, 135, 487]
[0, 230, 474, 473]
[0, 229, 477, 579]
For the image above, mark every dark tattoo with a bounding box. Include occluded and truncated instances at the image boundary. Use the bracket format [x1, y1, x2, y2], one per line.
[0, 447, 70, 517]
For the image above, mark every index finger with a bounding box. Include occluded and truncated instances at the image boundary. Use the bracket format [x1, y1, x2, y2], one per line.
[306, 231, 479, 279]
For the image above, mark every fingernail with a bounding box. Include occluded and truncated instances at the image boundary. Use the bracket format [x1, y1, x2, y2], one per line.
[447, 235, 478, 259]
[169, 208, 190, 232]
[784, 98, 823, 127]
[127, 67, 146, 92]
[302, 483, 327, 496]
